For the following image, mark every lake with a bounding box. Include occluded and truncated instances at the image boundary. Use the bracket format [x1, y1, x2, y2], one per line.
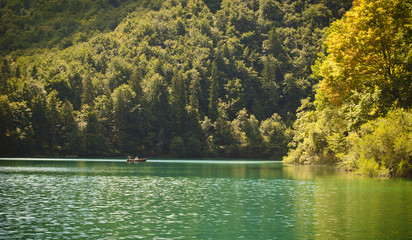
[0, 158, 411, 239]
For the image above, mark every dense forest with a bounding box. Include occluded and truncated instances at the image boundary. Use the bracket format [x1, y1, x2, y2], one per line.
[0, 0, 410, 176]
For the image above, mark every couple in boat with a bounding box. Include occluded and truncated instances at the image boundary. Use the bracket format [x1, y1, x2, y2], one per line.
[127, 156, 147, 162]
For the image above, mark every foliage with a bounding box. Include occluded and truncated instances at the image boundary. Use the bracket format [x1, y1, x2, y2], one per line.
[341, 109, 412, 177]
[314, 0, 412, 107]
[285, 0, 412, 177]
[260, 113, 289, 159]
[0, 0, 151, 54]
[283, 96, 345, 165]
[0, 0, 351, 158]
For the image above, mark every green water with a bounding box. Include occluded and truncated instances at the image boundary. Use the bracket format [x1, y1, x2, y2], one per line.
[0, 159, 411, 239]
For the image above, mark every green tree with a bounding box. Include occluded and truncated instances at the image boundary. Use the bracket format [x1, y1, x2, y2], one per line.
[204, 0, 222, 13]
[284, 97, 344, 165]
[170, 136, 186, 157]
[188, 68, 201, 111]
[171, 70, 187, 135]
[107, 57, 133, 91]
[145, 73, 172, 155]
[231, 108, 264, 157]
[208, 61, 219, 121]
[31, 93, 49, 154]
[212, 102, 237, 157]
[112, 84, 138, 154]
[259, 0, 283, 23]
[81, 72, 96, 106]
[46, 91, 63, 154]
[260, 113, 288, 159]
[82, 105, 110, 156]
[60, 100, 82, 155]
[0, 57, 11, 94]
[0, 95, 12, 155]
[302, 3, 332, 29]
[263, 28, 284, 57]
[260, 55, 281, 115]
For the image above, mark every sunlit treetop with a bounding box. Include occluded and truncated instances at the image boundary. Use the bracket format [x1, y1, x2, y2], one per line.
[314, 0, 412, 107]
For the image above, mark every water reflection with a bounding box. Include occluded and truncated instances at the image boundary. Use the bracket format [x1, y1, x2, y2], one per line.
[282, 163, 338, 180]
[144, 160, 286, 179]
[0, 159, 411, 239]
[284, 164, 412, 239]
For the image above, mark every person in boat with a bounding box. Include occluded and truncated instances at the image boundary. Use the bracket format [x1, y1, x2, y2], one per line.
[127, 156, 131, 161]
[134, 156, 139, 161]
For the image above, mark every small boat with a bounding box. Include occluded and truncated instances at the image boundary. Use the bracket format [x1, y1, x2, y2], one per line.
[127, 156, 147, 163]
[134, 158, 147, 162]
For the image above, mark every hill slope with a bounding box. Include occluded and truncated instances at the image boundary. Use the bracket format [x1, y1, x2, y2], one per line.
[0, 0, 352, 158]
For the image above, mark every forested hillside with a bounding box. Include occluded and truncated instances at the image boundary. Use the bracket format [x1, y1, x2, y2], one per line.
[0, 0, 353, 159]
[0, 0, 165, 54]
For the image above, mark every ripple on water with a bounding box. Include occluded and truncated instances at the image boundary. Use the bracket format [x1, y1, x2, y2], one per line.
[1, 161, 411, 239]
[0, 171, 300, 239]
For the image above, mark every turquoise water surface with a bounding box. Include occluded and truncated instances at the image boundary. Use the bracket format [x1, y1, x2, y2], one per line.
[0, 158, 411, 239]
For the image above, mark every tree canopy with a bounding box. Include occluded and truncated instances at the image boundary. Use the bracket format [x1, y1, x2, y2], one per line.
[285, 0, 412, 177]
[316, 0, 412, 107]
[0, 0, 353, 160]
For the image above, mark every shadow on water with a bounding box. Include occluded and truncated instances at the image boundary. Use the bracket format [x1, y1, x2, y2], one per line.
[0, 158, 288, 179]
[0, 158, 347, 180]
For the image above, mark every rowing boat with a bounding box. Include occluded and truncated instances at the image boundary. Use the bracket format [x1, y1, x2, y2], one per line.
[127, 157, 147, 163]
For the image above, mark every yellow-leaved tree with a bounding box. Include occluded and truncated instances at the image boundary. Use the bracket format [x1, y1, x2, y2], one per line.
[286, 0, 412, 176]
[314, 0, 411, 107]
